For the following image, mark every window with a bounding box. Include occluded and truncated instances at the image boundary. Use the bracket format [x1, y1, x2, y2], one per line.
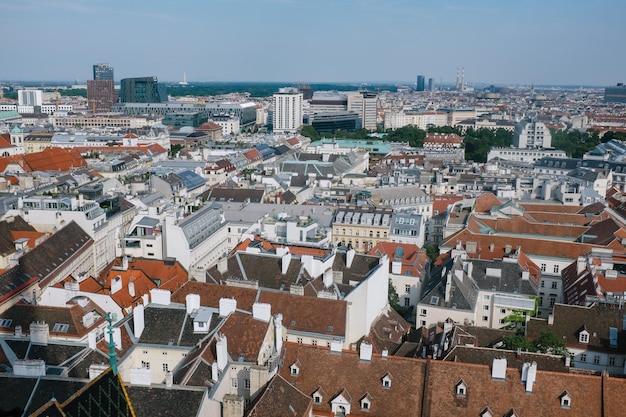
[141, 361, 150, 369]
[500, 308, 506, 314]
[551, 281, 558, 289]
[455, 381, 467, 396]
[579, 331, 589, 343]
[231, 378, 238, 388]
[594, 355, 601, 365]
[483, 305, 489, 311]
[312, 340, 318, 346]
[609, 356, 616, 366]
[404, 298, 410, 307]
[290, 364, 299, 376]
[580, 353, 587, 362]
[560, 392, 572, 408]
[420, 309, 427, 316]
[482, 316, 489, 321]
[405, 285, 411, 293]
[553, 265, 560, 274]
[297, 337, 303, 344]
[549, 296, 556, 307]
[162, 363, 169, 372]
[314, 394, 322, 404]
[382, 374, 392, 389]
[362, 401, 370, 410]
[142, 350, 148, 354]
[541, 264, 546, 272]
[244, 379, 250, 389]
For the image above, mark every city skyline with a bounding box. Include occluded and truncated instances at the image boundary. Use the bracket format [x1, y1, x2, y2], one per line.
[1, 0, 625, 86]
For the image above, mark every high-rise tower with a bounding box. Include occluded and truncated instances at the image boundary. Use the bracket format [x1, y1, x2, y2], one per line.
[273, 87, 303, 133]
[416, 75, 426, 92]
[93, 63, 114, 80]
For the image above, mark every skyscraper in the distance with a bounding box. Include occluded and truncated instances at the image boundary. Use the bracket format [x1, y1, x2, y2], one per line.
[93, 63, 114, 80]
[120, 76, 168, 103]
[273, 87, 303, 133]
[88, 63, 117, 112]
[416, 75, 425, 92]
[428, 78, 435, 92]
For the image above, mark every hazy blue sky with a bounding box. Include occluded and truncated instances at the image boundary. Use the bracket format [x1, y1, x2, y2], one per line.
[1, 0, 624, 85]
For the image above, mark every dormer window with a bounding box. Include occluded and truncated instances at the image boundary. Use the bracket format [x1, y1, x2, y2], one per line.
[560, 391, 572, 408]
[480, 407, 493, 417]
[579, 329, 589, 344]
[360, 393, 372, 411]
[381, 373, 392, 389]
[290, 362, 300, 376]
[313, 392, 322, 404]
[455, 380, 467, 397]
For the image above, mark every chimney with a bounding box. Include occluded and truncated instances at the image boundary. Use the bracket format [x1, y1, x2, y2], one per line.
[577, 256, 586, 274]
[111, 276, 123, 295]
[216, 334, 228, 371]
[281, 251, 292, 275]
[548, 313, 554, 325]
[489, 243, 495, 252]
[252, 303, 271, 322]
[491, 357, 507, 380]
[381, 348, 389, 359]
[122, 255, 129, 271]
[275, 313, 283, 355]
[113, 327, 122, 349]
[212, 361, 219, 381]
[521, 271, 529, 281]
[323, 268, 333, 288]
[186, 294, 201, 314]
[565, 355, 571, 367]
[359, 341, 373, 361]
[15, 325, 22, 337]
[150, 288, 171, 305]
[128, 276, 135, 297]
[521, 362, 529, 382]
[444, 271, 453, 303]
[391, 260, 402, 275]
[88, 331, 97, 349]
[219, 298, 237, 316]
[217, 257, 228, 274]
[346, 248, 356, 268]
[165, 371, 173, 388]
[330, 339, 342, 353]
[133, 303, 145, 338]
[30, 322, 49, 346]
[525, 362, 537, 392]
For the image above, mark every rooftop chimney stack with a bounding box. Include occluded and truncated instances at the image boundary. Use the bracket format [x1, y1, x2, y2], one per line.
[219, 297, 237, 316]
[275, 313, 283, 355]
[216, 334, 228, 371]
[133, 303, 145, 338]
[346, 248, 356, 268]
[359, 341, 373, 361]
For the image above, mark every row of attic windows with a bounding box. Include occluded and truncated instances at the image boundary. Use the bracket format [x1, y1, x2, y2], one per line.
[455, 380, 572, 411]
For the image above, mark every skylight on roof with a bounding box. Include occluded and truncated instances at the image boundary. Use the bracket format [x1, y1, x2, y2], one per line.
[53, 323, 69, 333]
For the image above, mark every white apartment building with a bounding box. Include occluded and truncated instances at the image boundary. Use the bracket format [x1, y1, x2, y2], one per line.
[347, 91, 378, 131]
[273, 88, 303, 134]
[18, 90, 43, 107]
[514, 120, 552, 149]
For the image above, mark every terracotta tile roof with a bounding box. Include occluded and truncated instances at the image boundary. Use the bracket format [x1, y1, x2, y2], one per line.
[246, 374, 312, 417]
[0, 134, 13, 149]
[258, 291, 347, 338]
[473, 193, 502, 213]
[526, 303, 626, 351]
[367, 307, 412, 354]
[368, 242, 429, 278]
[244, 149, 262, 161]
[20, 221, 93, 288]
[279, 342, 427, 416]
[0, 216, 38, 256]
[22, 147, 88, 172]
[430, 194, 464, 216]
[0, 300, 105, 340]
[9, 231, 46, 249]
[442, 345, 570, 373]
[0, 155, 22, 172]
[424, 359, 608, 417]
[172, 281, 259, 312]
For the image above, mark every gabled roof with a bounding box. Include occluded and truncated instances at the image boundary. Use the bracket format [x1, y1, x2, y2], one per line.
[526, 303, 626, 351]
[22, 147, 88, 172]
[279, 342, 427, 416]
[246, 374, 312, 417]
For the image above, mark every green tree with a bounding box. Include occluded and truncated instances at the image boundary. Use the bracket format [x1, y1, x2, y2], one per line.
[535, 330, 569, 356]
[169, 143, 184, 157]
[388, 281, 400, 310]
[299, 125, 320, 141]
[502, 334, 536, 352]
[423, 244, 439, 263]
